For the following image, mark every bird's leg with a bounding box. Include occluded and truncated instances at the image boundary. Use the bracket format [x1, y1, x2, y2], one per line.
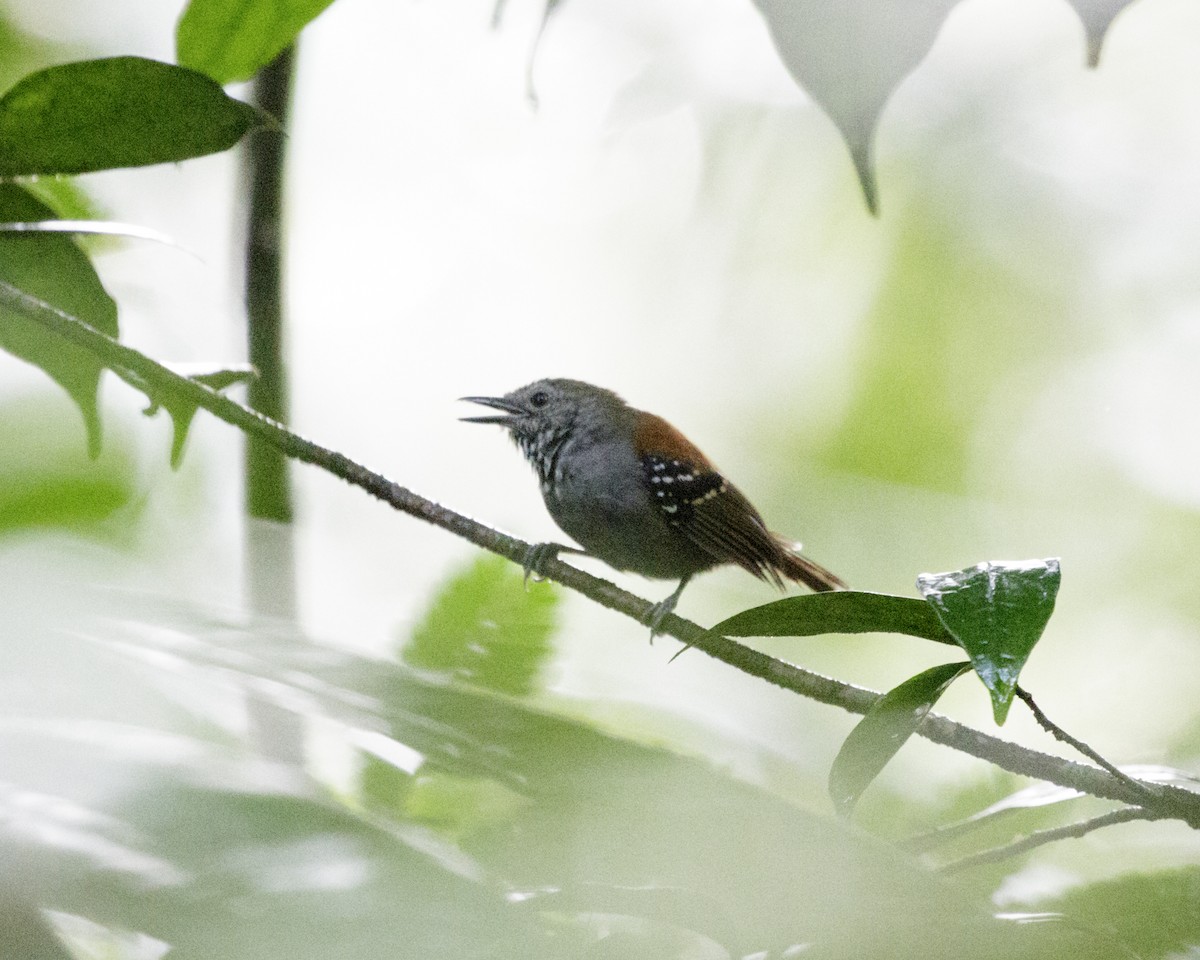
[521, 542, 588, 587]
[644, 574, 692, 641]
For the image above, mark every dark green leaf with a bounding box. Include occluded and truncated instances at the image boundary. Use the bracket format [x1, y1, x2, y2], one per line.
[829, 661, 972, 817]
[0, 185, 117, 457]
[917, 559, 1061, 725]
[713, 590, 956, 644]
[0, 57, 262, 177]
[177, 0, 336, 84]
[145, 363, 257, 468]
[403, 554, 558, 697]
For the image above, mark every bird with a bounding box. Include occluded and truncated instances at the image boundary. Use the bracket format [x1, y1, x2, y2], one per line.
[461, 378, 845, 634]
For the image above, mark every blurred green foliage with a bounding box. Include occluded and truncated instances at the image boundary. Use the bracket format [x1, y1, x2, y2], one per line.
[0, 552, 1103, 959]
[0, 185, 118, 456]
[0, 0, 1195, 957]
[0, 399, 137, 536]
[403, 554, 558, 697]
[177, 0, 337, 84]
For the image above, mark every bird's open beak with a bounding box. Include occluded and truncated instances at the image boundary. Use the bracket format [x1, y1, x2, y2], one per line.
[459, 396, 524, 425]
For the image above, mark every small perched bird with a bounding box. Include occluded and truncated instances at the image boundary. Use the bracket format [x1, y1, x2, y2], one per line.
[461, 378, 845, 632]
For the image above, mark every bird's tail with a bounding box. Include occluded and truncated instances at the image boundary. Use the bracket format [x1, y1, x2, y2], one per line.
[772, 537, 847, 592]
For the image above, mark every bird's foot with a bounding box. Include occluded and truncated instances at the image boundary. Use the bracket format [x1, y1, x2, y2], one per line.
[521, 542, 585, 587]
[643, 574, 691, 643]
[643, 595, 678, 641]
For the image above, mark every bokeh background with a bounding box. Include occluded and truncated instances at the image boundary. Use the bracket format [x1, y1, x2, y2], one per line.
[1, 0, 1199, 956]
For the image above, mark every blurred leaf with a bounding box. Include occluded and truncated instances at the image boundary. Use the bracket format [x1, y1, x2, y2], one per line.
[816, 215, 1077, 491]
[0, 9, 64, 93]
[750, 0, 959, 212]
[143, 363, 257, 468]
[0, 471, 132, 534]
[0, 397, 137, 538]
[0, 542, 1097, 960]
[0, 57, 263, 177]
[0, 897, 74, 960]
[17, 180, 115, 255]
[405, 772, 530, 842]
[403, 554, 558, 697]
[177, 0, 336, 84]
[1066, 0, 1138, 66]
[19, 179, 101, 222]
[829, 661, 972, 817]
[1030, 867, 1200, 960]
[714, 590, 956, 645]
[0, 185, 118, 457]
[918, 560, 1061, 725]
[492, 0, 567, 105]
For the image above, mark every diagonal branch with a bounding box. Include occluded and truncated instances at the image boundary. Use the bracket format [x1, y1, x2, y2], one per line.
[4, 280, 1200, 829]
[940, 807, 1169, 873]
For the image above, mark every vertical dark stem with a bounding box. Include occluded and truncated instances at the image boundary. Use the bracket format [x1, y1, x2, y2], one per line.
[243, 48, 301, 763]
[244, 46, 295, 522]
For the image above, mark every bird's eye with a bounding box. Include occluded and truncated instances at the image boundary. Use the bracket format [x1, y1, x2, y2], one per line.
[530, 391, 549, 408]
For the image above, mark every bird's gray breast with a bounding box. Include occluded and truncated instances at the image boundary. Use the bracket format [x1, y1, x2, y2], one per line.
[541, 434, 704, 579]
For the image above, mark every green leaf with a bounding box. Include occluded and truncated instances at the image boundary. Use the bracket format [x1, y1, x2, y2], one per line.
[829, 661, 972, 817]
[0, 399, 136, 535]
[713, 590, 956, 645]
[0, 185, 118, 457]
[402, 554, 558, 697]
[0, 57, 262, 177]
[143, 363, 257, 468]
[177, 0, 336, 84]
[19, 177, 102, 222]
[917, 559, 1061, 725]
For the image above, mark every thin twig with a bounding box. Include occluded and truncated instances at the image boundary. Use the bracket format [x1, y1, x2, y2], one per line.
[5, 281, 1200, 829]
[940, 807, 1168, 873]
[1016, 686, 1160, 799]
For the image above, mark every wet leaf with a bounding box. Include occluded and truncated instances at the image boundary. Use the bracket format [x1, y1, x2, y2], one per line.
[0, 185, 117, 457]
[177, 0, 337, 84]
[917, 560, 1061, 725]
[403, 554, 558, 697]
[829, 661, 972, 817]
[0, 57, 262, 177]
[713, 590, 956, 645]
